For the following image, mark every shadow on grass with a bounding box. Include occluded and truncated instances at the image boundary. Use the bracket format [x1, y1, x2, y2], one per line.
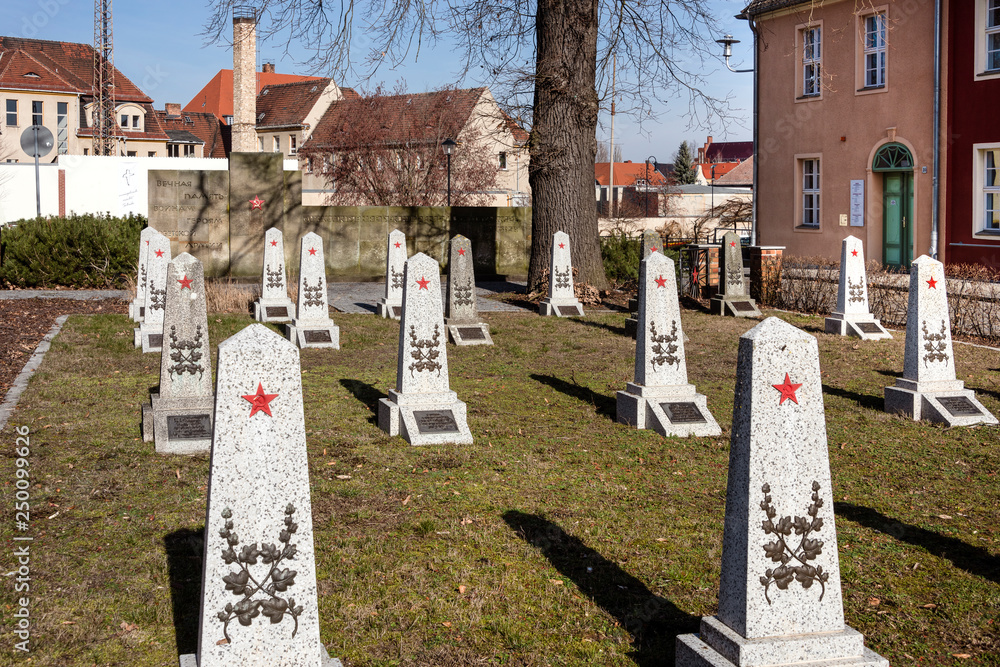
[163, 527, 205, 656]
[679, 295, 709, 314]
[575, 318, 629, 337]
[340, 379, 386, 425]
[822, 384, 883, 412]
[835, 503, 1000, 585]
[503, 511, 698, 666]
[876, 368, 903, 379]
[530, 374, 616, 420]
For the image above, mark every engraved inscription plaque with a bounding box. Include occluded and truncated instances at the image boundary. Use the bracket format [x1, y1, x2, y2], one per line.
[148, 334, 163, 348]
[731, 301, 757, 313]
[937, 396, 982, 417]
[167, 414, 213, 440]
[139, 306, 145, 317]
[303, 330, 332, 343]
[856, 322, 884, 334]
[392, 306, 403, 317]
[457, 327, 486, 340]
[660, 402, 706, 424]
[266, 306, 289, 318]
[413, 410, 460, 434]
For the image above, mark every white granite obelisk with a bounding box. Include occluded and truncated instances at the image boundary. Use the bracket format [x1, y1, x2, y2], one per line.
[884, 255, 997, 426]
[824, 236, 891, 340]
[286, 232, 339, 349]
[445, 235, 492, 346]
[254, 227, 295, 323]
[179, 324, 340, 667]
[377, 229, 407, 320]
[142, 253, 215, 455]
[617, 252, 720, 437]
[130, 227, 156, 322]
[626, 230, 663, 337]
[134, 229, 172, 352]
[378, 252, 473, 445]
[539, 231, 584, 317]
[710, 232, 761, 318]
[676, 317, 888, 667]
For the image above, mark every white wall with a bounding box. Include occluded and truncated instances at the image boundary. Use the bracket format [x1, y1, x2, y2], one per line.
[0, 155, 230, 225]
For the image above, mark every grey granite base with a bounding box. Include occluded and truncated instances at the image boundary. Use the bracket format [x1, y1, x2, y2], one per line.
[446, 323, 493, 346]
[625, 316, 638, 338]
[180, 646, 343, 666]
[134, 323, 163, 353]
[884, 385, 998, 426]
[824, 315, 892, 340]
[143, 393, 214, 455]
[539, 298, 584, 317]
[710, 297, 761, 318]
[286, 321, 341, 349]
[253, 299, 295, 323]
[378, 390, 473, 445]
[377, 300, 402, 319]
[616, 383, 721, 437]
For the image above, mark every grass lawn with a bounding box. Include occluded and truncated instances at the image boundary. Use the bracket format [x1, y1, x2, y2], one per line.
[1, 306, 998, 666]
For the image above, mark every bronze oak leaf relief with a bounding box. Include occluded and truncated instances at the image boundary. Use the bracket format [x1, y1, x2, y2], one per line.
[759, 481, 829, 605]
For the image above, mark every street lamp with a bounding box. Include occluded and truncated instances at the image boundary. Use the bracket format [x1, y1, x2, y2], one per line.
[718, 26, 758, 244]
[645, 155, 657, 218]
[711, 162, 717, 212]
[441, 138, 457, 206]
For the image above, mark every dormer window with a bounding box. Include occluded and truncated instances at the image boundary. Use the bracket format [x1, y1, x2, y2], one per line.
[23, 72, 40, 78]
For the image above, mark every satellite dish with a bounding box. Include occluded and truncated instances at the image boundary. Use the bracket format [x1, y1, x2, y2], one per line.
[20, 125, 54, 158]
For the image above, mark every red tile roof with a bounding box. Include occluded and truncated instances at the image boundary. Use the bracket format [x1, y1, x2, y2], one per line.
[714, 157, 753, 186]
[699, 161, 741, 180]
[183, 69, 325, 122]
[304, 88, 487, 151]
[0, 36, 151, 102]
[595, 162, 669, 187]
[154, 109, 229, 158]
[705, 141, 753, 163]
[256, 79, 333, 129]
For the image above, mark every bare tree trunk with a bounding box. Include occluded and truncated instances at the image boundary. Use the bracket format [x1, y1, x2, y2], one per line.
[527, 0, 607, 291]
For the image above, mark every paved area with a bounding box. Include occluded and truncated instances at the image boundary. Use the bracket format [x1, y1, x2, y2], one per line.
[0, 289, 129, 300]
[327, 280, 530, 314]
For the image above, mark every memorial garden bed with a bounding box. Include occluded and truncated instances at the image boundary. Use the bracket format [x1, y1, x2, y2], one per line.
[1, 308, 997, 665]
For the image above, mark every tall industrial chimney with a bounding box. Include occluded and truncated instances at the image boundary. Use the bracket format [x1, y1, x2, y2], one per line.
[232, 6, 258, 152]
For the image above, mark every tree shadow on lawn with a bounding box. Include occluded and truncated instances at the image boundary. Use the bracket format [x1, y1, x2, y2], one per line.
[340, 378, 386, 425]
[821, 383, 883, 412]
[163, 527, 205, 656]
[876, 368, 903, 379]
[503, 511, 699, 666]
[574, 317, 628, 337]
[529, 373, 616, 421]
[835, 503, 1000, 585]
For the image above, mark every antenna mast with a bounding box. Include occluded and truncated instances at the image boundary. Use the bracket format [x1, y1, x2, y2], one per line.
[92, 0, 118, 155]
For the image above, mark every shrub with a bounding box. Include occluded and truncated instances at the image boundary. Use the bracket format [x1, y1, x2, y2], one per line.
[0, 213, 145, 288]
[600, 231, 642, 285]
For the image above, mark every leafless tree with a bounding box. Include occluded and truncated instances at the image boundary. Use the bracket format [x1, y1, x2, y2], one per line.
[595, 140, 623, 164]
[204, 0, 731, 289]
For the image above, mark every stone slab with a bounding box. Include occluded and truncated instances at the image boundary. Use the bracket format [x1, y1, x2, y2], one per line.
[287, 232, 340, 349]
[254, 227, 295, 323]
[447, 323, 493, 346]
[676, 632, 888, 667]
[884, 386, 998, 426]
[711, 297, 761, 318]
[540, 231, 584, 317]
[148, 169, 230, 276]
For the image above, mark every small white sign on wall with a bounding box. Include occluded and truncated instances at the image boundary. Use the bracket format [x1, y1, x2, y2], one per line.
[850, 179, 864, 227]
[119, 161, 140, 215]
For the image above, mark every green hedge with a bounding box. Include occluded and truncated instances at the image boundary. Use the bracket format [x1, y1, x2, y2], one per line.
[0, 213, 145, 288]
[600, 232, 642, 284]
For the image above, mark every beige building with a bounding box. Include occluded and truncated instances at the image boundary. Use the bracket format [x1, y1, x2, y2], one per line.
[747, 0, 938, 267]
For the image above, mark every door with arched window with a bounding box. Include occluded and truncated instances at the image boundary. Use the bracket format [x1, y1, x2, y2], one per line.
[873, 143, 914, 268]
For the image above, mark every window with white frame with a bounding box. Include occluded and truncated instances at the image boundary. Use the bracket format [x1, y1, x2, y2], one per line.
[984, 148, 1000, 231]
[863, 13, 887, 88]
[801, 159, 820, 227]
[6, 99, 17, 126]
[803, 27, 821, 96]
[273, 136, 280, 152]
[989, 0, 1000, 71]
[289, 135, 297, 155]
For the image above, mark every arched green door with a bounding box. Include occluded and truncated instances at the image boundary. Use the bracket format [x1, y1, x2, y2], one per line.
[874, 143, 914, 268]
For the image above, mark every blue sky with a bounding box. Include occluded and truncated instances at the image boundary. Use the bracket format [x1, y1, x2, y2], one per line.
[9, 0, 753, 163]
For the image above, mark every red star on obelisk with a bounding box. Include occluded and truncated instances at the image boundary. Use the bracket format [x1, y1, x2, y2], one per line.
[650, 245, 658, 253]
[154, 249, 164, 258]
[730, 241, 737, 247]
[926, 276, 938, 289]
[416, 276, 430, 290]
[458, 247, 466, 256]
[308, 247, 317, 256]
[558, 242, 565, 249]
[654, 275, 667, 288]
[772, 373, 803, 405]
[145, 240, 149, 245]
[242, 382, 278, 417]
[177, 275, 193, 290]
[249, 196, 265, 210]
[395, 241, 402, 248]
[270, 240, 278, 247]
[851, 249, 858, 257]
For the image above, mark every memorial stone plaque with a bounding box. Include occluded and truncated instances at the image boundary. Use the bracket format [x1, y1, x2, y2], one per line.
[732, 301, 757, 313]
[167, 414, 213, 440]
[540, 231, 585, 317]
[303, 330, 333, 343]
[413, 410, 460, 434]
[857, 322, 884, 334]
[266, 306, 289, 318]
[457, 327, 487, 340]
[938, 396, 982, 417]
[661, 402, 706, 424]
[147, 170, 229, 276]
[393, 306, 402, 318]
[148, 334, 163, 349]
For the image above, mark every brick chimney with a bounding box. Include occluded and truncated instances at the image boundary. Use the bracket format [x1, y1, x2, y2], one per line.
[165, 103, 181, 117]
[262, 62, 275, 73]
[232, 6, 258, 153]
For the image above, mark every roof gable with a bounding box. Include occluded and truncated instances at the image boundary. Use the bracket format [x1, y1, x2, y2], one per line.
[183, 69, 325, 121]
[256, 78, 333, 128]
[595, 162, 670, 187]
